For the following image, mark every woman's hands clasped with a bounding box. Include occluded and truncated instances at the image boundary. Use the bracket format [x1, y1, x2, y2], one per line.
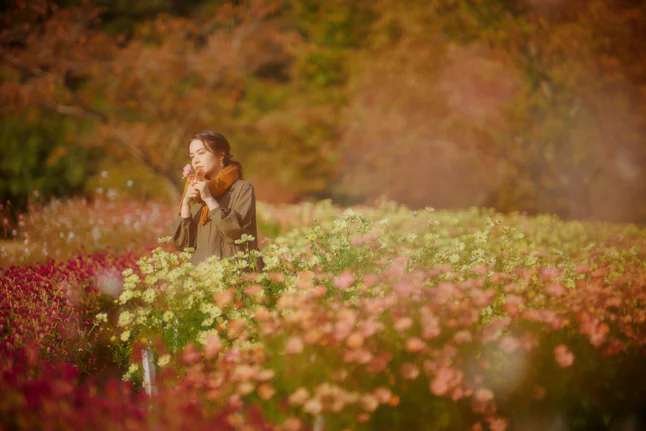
[182, 176, 213, 205]
[179, 164, 218, 218]
[182, 182, 201, 206]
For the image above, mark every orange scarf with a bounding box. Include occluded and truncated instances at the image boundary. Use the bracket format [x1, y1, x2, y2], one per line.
[178, 164, 241, 225]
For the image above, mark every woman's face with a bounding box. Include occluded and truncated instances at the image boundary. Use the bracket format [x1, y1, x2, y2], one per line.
[189, 139, 222, 179]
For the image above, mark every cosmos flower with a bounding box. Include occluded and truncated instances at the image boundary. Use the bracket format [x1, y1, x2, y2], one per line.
[182, 163, 194, 179]
[554, 344, 575, 367]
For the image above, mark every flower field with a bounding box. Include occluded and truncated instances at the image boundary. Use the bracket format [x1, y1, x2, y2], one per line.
[2, 199, 645, 430]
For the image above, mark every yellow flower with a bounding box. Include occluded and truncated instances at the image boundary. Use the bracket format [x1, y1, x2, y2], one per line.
[120, 330, 131, 341]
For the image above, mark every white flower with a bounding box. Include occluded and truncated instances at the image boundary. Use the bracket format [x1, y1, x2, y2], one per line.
[117, 311, 132, 327]
[157, 354, 171, 367]
[200, 303, 222, 318]
[142, 288, 156, 303]
[120, 330, 131, 341]
[157, 235, 172, 244]
[118, 289, 134, 305]
[197, 329, 218, 346]
[123, 362, 139, 381]
[95, 312, 108, 323]
[234, 233, 255, 245]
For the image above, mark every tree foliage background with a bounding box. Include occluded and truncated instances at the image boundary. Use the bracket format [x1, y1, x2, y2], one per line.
[2, 0, 645, 226]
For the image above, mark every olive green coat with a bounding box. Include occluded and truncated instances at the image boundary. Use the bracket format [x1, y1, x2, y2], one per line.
[170, 179, 264, 271]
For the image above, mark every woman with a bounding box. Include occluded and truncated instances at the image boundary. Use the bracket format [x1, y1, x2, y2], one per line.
[170, 130, 264, 271]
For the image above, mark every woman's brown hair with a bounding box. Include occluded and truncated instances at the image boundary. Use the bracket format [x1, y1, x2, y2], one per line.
[190, 130, 244, 179]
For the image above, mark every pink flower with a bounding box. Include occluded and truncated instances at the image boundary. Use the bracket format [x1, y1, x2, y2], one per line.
[453, 330, 472, 344]
[373, 387, 393, 403]
[481, 317, 510, 342]
[474, 387, 494, 402]
[578, 312, 610, 347]
[589, 322, 609, 347]
[435, 282, 458, 304]
[469, 288, 495, 307]
[393, 280, 413, 297]
[346, 332, 364, 349]
[282, 417, 302, 431]
[420, 309, 441, 339]
[367, 352, 393, 374]
[430, 366, 463, 396]
[487, 416, 508, 431]
[303, 398, 322, 415]
[386, 256, 409, 279]
[258, 383, 275, 400]
[394, 317, 413, 332]
[554, 344, 575, 367]
[285, 336, 304, 354]
[540, 266, 560, 280]
[244, 284, 263, 298]
[333, 271, 355, 289]
[288, 387, 309, 405]
[362, 273, 379, 288]
[214, 290, 233, 307]
[405, 337, 426, 353]
[361, 319, 381, 337]
[546, 283, 565, 297]
[604, 338, 625, 356]
[503, 294, 523, 316]
[182, 163, 194, 179]
[400, 362, 420, 379]
[360, 394, 379, 412]
[182, 343, 200, 364]
[335, 319, 353, 340]
[204, 333, 222, 359]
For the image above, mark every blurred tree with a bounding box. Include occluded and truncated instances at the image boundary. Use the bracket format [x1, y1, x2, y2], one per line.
[334, 0, 646, 223]
[0, 110, 100, 230]
[1, 0, 645, 221]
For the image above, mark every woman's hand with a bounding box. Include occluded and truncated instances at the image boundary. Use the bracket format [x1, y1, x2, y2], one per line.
[183, 182, 201, 205]
[180, 182, 201, 218]
[194, 180, 213, 201]
[195, 180, 221, 211]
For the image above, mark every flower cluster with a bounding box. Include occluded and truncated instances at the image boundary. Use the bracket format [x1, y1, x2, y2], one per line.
[1, 196, 175, 267]
[5, 197, 646, 430]
[1, 251, 139, 360]
[98, 200, 645, 429]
